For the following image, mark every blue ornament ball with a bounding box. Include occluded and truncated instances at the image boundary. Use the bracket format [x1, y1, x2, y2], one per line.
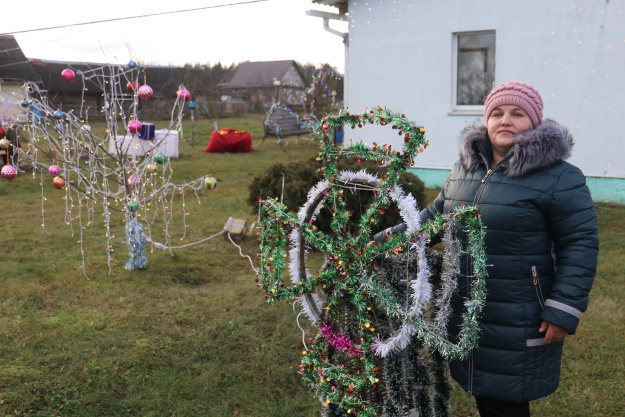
[188, 102, 197, 111]
[21, 100, 29, 108]
[54, 110, 64, 120]
[128, 60, 136, 69]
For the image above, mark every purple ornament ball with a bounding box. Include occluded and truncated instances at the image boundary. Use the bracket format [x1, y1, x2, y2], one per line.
[49, 165, 61, 176]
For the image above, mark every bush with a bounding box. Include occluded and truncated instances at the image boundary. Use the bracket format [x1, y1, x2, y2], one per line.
[248, 156, 426, 236]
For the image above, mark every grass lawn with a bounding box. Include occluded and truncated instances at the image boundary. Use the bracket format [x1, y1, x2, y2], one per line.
[0, 114, 623, 416]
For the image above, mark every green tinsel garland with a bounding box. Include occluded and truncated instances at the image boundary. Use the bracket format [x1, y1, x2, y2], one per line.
[256, 107, 488, 416]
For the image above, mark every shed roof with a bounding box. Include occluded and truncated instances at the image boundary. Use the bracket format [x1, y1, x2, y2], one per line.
[0, 35, 41, 84]
[225, 60, 301, 89]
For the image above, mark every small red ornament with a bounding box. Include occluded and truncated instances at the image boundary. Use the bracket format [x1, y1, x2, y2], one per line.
[61, 69, 75, 82]
[127, 174, 140, 188]
[0, 126, 6, 139]
[128, 120, 142, 134]
[53, 176, 66, 190]
[126, 82, 137, 93]
[177, 89, 191, 102]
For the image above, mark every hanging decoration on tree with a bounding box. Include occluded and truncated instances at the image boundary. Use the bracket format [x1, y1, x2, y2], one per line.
[257, 107, 488, 416]
[138, 85, 153, 101]
[4, 60, 215, 276]
[61, 69, 75, 82]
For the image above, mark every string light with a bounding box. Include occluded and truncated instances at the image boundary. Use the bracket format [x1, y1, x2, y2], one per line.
[6, 60, 216, 275]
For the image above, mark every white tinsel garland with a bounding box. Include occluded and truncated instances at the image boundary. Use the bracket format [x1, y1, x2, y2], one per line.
[434, 218, 461, 334]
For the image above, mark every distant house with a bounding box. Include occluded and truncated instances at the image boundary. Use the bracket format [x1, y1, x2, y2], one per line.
[0, 35, 42, 124]
[223, 60, 306, 111]
[310, 0, 625, 203]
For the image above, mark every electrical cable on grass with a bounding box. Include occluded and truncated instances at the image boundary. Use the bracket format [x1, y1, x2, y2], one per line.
[227, 232, 258, 274]
[149, 230, 226, 250]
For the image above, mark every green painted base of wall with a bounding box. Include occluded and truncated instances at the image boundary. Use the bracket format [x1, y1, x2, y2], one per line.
[409, 168, 625, 205]
[408, 168, 450, 189]
[585, 177, 625, 204]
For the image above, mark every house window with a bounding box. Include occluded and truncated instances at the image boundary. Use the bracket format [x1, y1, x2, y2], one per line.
[451, 31, 495, 114]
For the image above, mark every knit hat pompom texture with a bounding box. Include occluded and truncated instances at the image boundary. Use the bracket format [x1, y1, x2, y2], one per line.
[484, 81, 544, 127]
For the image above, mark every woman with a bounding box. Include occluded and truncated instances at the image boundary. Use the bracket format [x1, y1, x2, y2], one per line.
[379, 81, 599, 416]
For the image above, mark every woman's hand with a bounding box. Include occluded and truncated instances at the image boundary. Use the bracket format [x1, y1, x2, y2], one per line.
[539, 321, 568, 344]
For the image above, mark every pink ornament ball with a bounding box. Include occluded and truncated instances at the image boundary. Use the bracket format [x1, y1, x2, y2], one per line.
[127, 82, 137, 93]
[178, 89, 191, 102]
[49, 165, 61, 176]
[127, 174, 140, 188]
[128, 120, 142, 135]
[61, 69, 75, 82]
[1, 165, 17, 180]
[138, 85, 153, 101]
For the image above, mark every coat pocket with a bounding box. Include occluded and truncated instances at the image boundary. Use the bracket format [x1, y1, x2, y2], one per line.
[531, 265, 545, 309]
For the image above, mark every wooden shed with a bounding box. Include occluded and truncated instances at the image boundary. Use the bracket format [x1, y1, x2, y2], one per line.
[223, 60, 306, 111]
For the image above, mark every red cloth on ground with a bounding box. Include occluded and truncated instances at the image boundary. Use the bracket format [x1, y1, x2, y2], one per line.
[205, 128, 253, 153]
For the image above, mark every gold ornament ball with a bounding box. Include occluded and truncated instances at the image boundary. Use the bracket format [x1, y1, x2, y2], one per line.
[0, 138, 8, 150]
[204, 176, 217, 190]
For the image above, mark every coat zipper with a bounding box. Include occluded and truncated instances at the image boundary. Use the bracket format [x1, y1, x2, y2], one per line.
[532, 266, 545, 308]
[468, 154, 507, 397]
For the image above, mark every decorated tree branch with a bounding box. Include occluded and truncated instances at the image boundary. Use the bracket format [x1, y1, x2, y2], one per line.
[257, 107, 488, 416]
[1, 61, 216, 274]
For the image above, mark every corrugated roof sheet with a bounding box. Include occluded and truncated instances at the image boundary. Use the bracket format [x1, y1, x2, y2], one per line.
[0, 35, 41, 84]
[30, 59, 214, 98]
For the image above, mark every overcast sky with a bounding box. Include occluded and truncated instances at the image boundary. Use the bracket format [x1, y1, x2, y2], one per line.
[3, 0, 347, 72]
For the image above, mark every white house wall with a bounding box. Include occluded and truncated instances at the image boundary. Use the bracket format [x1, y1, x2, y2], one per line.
[343, 0, 625, 180]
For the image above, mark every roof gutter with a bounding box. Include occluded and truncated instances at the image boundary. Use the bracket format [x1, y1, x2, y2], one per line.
[305, 10, 348, 44]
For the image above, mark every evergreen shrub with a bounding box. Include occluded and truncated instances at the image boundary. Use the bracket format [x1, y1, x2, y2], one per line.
[248, 156, 427, 236]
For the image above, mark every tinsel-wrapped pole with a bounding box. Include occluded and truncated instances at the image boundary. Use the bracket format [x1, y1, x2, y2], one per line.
[125, 217, 148, 270]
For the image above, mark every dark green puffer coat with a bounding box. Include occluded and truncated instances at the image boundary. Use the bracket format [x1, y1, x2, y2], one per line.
[420, 119, 599, 402]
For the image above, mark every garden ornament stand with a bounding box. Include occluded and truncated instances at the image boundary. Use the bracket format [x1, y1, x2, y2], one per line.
[257, 107, 488, 416]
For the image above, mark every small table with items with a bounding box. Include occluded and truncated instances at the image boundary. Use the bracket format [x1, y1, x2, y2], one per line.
[108, 128, 179, 158]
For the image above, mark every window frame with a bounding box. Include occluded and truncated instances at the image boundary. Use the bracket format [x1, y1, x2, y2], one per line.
[449, 30, 496, 116]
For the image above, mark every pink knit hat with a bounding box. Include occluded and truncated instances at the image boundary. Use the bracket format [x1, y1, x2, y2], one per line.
[484, 81, 544, 127]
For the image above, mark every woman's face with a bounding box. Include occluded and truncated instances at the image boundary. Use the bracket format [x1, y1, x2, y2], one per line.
[487, 105, 533, 158]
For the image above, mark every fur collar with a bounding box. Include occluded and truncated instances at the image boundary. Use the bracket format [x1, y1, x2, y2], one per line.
[459, 119, 574, 178]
